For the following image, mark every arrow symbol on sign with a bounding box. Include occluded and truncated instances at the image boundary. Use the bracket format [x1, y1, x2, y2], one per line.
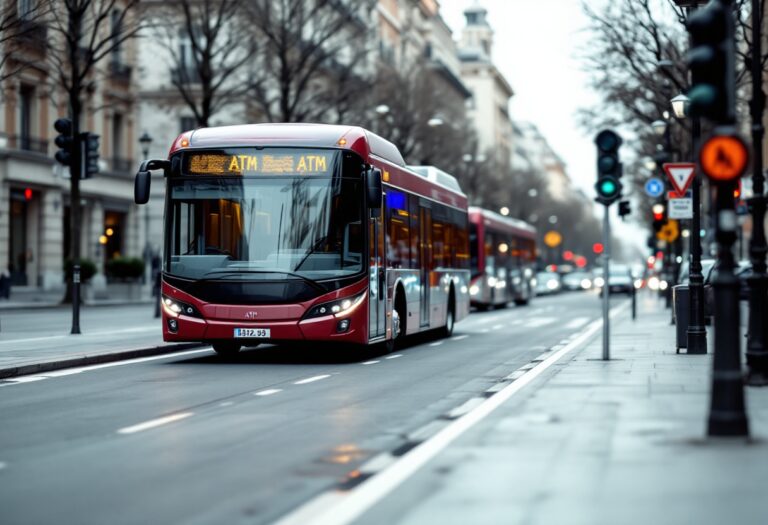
[663, 162, 696, 196]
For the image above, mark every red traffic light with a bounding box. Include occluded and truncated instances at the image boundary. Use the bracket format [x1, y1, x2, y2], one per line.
[24, 188, 33, 201]
[653, 211, 664, 221]
[563, 250, 574, 261]
[592, 243, 604, 254]
[575, 256, 587, 268]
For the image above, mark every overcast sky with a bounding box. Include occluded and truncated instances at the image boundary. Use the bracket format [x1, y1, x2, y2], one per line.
[441, 0, 645, 257]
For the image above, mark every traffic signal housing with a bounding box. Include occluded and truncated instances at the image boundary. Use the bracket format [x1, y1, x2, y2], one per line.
[82, 132, 100, 178]
[652, 203, 666, 232]
[594, 129, 623, 206]
[618, 200, 631, 218]
[54, 118, 75, 166]
[686, 0, 734, 123]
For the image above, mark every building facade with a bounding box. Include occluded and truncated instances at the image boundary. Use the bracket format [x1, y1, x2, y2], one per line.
[0, 1, 143, 296]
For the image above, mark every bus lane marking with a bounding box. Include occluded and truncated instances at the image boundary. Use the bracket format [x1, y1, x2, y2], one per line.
[294, 375, 331, 385]
[117, 412, 194, 435]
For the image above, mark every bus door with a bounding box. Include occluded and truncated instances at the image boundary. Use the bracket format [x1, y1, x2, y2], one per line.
[369, 207, 386, 340]
[419, 203, 431, 327]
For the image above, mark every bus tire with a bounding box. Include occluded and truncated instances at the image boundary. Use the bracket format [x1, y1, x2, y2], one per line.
[213, 342, 241, 356]
[394, 286, 407, 348]
[439, 291, 455, 338]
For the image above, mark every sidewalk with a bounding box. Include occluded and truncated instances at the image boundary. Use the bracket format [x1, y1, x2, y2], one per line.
[0, 304, 201, 378]
[351, 295, 768, 524]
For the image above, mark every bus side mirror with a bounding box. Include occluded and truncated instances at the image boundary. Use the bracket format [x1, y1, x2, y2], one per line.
[134, 170, 151, 204]
[367, 167, 382, 213]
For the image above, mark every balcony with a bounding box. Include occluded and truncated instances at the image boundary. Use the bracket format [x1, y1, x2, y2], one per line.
[5, 134, 49, 154]
[108, 61, 132, 84]
[171, 66, 201, 85]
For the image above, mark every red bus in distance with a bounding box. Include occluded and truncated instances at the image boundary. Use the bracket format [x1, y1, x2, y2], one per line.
[468, 207, 537, 309]
[134, 123, 470, 355]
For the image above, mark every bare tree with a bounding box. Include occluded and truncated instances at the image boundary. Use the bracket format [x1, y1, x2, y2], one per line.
[148, 0, 254, 127]
[44, 0, 142, 302]
[244, 0, 376, 123]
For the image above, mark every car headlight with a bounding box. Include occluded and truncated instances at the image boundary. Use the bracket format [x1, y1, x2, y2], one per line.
[512, 276, 521, 285]
[304, 292, 365, 319]
[647, 276, 660, 290]
[593, 277, 605, 287]
[487, 276, 497, 287]
[634, 279, 643, 289]
[659, 280, 669, 291]
[162, 295, 201, 318]
[469, 284, 480, 296]
[580, 279, 591, 289]
[547, 279, 559, 290]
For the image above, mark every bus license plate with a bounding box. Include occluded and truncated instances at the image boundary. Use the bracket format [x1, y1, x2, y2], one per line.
[234, 328, 270, 338]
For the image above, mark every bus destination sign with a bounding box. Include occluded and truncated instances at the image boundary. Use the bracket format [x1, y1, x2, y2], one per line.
[186, 151, 332, 176]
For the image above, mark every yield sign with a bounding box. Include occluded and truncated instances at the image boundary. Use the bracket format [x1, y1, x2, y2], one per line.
[662, 163, 696, 196]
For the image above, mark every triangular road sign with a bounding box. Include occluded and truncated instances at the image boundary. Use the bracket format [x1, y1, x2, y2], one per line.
[663, 163, 696, 196]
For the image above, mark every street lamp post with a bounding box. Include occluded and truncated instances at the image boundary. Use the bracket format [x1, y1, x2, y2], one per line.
[139, 132, 153, 287]
[745, 0, 768, 384]
[671, 92, 707, 354]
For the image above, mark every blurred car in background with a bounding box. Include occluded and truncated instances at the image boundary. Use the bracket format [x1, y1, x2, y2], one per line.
[561, 271, 592, 291]
[595, 264, 634, 295]
[534, 271, 561, 295]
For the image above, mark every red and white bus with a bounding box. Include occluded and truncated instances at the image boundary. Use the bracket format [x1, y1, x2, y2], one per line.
[134, 124, 470, 355]
[468, 207, 537, 309]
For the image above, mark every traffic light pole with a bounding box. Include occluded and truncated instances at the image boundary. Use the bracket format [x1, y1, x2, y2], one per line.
[687, 116, 707, 354]
[745, 0, 768, 385]
[602, 205, 611, 361]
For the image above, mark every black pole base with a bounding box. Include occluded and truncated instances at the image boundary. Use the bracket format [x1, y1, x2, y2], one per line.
[708, 410, 749, 437]
[686, 327, 708, 354]
[746, 346, 768, 385]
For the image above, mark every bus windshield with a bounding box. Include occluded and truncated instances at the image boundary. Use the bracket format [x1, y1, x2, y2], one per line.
[167, 149, 365, 282]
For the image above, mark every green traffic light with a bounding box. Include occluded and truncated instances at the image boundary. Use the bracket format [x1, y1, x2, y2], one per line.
[599, 178, 618, 196]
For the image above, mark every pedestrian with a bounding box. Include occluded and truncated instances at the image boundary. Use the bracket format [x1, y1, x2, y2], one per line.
[0, 264, 10, 299]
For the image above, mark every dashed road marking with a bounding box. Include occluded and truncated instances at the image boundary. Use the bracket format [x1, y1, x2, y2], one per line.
[219, 401, 234, 407]
[450, 335, 468, 341]
[565, 317, 590, 330]
[117, 412, 194, 435]
[525, 317, 556, 328]
[361, 360, 380, 365]
[385, 354, 402, 360]
[491, 324, 503, 330]
[294, 375, 331, 385]
[428, 341, 444, 347]
[255, 389, 282, 396]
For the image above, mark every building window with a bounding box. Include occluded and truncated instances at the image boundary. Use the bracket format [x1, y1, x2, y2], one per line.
[110, 9, 123, 65]
[17, 0, 35, 20]
[18, 84, 34, 150]
[112, 112, 123, 158]
[180, 116, 197, 132]
[103, 210, 125, 262]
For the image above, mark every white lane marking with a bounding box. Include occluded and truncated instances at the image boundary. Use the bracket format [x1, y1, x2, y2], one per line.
[294, 375, 331, 385]
[117, 412, 194, 435]
[0, 326, 157, 346]
[565, 317, 590, 330]
[255, 389, 282, 396]
[429, 341, 444, 347]
[275, 301, 630, 525]
[525, 317, 556, 328]
[361, 360, 380, 365]
[385, 354, 402, 360]
[479, 329, 490, 334]
[450, 335, 468, 341]
[491, 324, 503, 330]
[0, 349, 211, 385]
[219, 401, 234, 407]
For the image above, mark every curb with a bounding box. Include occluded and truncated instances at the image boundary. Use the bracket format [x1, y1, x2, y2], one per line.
[0, 342, 205, 380]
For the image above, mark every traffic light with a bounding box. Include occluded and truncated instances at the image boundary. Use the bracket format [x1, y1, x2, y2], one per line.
[81, 132, 100, 178]
[686, 0, 734, 123]
[594, 129, 623, 206]
[53, 118, 74, 166]
[652, 203, 666, 232]
[593, 242, 604, 255]
[618, 200, 631, 218]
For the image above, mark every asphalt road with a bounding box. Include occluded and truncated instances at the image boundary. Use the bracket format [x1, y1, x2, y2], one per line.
[0, 292, 616, 525]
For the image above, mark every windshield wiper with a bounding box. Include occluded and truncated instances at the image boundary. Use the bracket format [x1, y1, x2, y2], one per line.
[199, 269, 326, 292]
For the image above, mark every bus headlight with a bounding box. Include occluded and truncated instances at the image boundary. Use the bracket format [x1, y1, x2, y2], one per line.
[305, 292, 365, 319]
[162, 295, 201, 318]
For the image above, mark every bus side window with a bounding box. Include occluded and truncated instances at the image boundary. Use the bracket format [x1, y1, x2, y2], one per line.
[343, 221, 362, 267]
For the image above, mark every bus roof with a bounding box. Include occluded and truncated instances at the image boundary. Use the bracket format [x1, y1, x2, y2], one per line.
[170, 123, 406, 167]
[468, 206, 537, 239]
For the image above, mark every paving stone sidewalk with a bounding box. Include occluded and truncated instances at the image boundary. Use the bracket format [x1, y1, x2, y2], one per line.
[357, 295, 768, 525]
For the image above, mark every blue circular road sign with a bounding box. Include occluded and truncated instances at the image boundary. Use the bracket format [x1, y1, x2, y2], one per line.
[645, 178, 665, 198]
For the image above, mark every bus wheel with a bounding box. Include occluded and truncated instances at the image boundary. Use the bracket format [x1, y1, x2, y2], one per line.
[439, 293, 455, 338]
[213, 343, 241, 356]
[393, 288, 407, 347]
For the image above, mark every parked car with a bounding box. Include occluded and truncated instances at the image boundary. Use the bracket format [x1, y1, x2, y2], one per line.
[561, 271, 592, 291]
[534, 271, 561, 295]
